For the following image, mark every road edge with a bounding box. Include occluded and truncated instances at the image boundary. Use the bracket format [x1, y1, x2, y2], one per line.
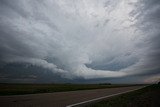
[66, 85, 147, 107]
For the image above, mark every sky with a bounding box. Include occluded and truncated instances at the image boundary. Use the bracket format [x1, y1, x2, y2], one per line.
[0, 0, 160, 84]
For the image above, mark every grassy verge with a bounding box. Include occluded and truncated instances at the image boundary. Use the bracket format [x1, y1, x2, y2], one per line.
[86, 84, 160, 107]
[0, 83, 139, 96]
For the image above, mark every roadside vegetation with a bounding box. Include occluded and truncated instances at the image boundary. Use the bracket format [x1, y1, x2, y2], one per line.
[86, 84, 160, 107]
[0, 83, 140, 96]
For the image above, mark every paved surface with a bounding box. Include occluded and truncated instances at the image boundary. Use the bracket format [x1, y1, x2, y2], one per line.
[0, 86, 144, 107]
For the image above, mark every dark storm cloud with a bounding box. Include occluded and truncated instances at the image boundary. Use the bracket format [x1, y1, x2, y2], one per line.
[0, 0, 160, 83]
[125, 0, 160, 75]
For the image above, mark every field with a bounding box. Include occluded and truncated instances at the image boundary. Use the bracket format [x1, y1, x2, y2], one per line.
[86, 84, 160, 107]
[0, 83, 139, 96]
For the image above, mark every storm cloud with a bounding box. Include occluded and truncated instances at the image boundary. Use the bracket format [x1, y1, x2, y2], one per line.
[0, 0, 160, 83]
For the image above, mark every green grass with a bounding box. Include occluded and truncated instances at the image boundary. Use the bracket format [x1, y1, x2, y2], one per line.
[86, 84, 160, 107]
[0, 83, 139, 96]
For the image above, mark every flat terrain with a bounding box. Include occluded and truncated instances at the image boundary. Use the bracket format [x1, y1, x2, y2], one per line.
[86, 84, 160, 107]
[0, 85, 144, 107]
[0, 83, 138, 95]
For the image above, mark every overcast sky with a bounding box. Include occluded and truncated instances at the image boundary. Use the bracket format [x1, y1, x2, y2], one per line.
[0, 0, 160, 83]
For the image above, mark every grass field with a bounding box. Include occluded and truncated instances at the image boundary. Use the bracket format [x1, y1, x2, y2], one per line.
[86, 84, 160, 107]
[0, 83, 139, 96]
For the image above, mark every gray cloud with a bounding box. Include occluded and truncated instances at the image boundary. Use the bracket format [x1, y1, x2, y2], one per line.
[123, 0, 160, 74]
[0, 0, 160, 83]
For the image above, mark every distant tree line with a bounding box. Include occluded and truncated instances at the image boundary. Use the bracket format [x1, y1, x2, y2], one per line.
[99, 83, 111, 85]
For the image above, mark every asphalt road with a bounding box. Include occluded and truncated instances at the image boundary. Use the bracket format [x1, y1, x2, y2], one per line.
[0, 86, 144, 107]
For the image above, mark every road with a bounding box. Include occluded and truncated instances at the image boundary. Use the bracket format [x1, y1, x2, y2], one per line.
[0, 86, 144, 107]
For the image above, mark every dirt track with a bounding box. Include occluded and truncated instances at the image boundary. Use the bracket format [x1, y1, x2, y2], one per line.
[0, 86, 144, 107]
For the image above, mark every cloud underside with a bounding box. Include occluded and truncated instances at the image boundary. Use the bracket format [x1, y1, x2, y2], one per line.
[0, 0, 160, 83]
